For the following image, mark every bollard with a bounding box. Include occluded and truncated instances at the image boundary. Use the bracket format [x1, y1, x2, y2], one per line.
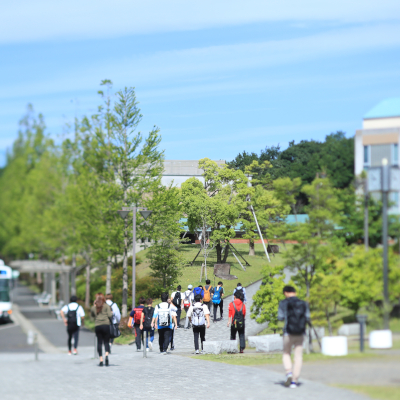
[27, 330, 39, 361]
[356, 314, 368, 352]
[94, 335, 97, 359]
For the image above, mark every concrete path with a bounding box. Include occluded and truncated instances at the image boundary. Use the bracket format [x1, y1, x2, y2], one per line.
[173, 279, 268, 351]
[0, 346, 369, 400]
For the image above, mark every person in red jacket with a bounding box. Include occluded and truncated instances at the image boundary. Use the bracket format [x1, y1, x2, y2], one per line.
[227, 291, 246, 353]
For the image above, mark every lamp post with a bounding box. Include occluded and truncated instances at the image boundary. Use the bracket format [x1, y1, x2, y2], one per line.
[368, 158, 400, 329]
[118, 207, 152, 310]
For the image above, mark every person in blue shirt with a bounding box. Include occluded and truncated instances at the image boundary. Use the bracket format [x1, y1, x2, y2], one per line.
[233, 283, 247, 304]
[192, 285, 204, 298]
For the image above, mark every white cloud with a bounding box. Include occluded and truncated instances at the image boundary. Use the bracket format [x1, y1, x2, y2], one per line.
[1, 22, 400, 101]
[1, 1, 400, 44]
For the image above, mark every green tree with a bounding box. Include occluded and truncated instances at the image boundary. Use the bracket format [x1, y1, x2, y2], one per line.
[182, 158, 247, 264]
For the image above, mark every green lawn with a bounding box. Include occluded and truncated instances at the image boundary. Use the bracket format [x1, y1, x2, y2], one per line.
[334, 385, 400, 400]
[137, 242, 287, 296]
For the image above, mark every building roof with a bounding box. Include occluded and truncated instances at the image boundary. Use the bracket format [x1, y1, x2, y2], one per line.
[163, 160, 225, 176]
[364, 97, 400, 119]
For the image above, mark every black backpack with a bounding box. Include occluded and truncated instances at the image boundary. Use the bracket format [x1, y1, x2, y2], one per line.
[232, 302, 245, 329]
[235, 287, 244, 300]
[67, 305, 79, 331]
[172, 292, 181, 309]
[142, 306, 154, 330]
[286, 298, 307, 335]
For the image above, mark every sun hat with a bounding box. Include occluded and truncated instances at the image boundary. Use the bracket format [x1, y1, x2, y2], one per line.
[188, 284, 193, 289]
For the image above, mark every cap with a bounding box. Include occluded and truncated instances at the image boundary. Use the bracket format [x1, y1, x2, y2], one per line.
[188, 284, 193, 289]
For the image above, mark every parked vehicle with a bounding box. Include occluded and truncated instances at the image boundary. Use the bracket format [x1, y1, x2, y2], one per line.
[0, 260, 12, 323]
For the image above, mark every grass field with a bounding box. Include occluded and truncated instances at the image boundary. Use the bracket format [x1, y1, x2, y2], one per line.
[334, 385, 400, 400]
[136, 242, 286, 296]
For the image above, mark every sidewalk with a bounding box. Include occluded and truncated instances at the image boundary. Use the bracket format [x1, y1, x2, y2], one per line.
[0, 346, 369, 400]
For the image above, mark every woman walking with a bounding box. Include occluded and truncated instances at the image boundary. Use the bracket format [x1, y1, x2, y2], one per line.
[91, 294, 113, 366]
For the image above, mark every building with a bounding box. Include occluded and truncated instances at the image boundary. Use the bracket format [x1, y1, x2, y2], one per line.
[355, 98, 400, 213]
[161, 159, 225, 187]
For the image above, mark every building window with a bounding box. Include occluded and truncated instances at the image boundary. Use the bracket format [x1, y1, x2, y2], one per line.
[363, 145, 370, 166]
[392, 143, 399, 166]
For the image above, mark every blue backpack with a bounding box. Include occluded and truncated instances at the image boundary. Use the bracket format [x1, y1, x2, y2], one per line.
[193, 287, 203, 297]
[212, 287, 222, 304]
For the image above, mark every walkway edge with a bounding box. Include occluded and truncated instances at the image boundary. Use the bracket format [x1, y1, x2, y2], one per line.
[12, 304, 61, 354]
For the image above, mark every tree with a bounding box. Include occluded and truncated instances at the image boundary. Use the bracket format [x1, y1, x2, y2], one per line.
[251, 264, 288, 331]
[182, 158, 247, 264]
[106, 86, 164, 317]
[146, 186, 185, 291]
[274, 177, 302, 223]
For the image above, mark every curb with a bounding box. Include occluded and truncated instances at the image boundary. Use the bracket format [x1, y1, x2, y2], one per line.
[11, 304, 61, 354]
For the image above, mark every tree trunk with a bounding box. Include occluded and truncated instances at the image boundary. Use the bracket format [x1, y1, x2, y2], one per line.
[71, 253, 76, 296]
[222, 244, 230, 263]
[216, 243, 222, 263]
[122, 218, 128, 317]
[249, 239, 255, 256]
[106, 256, 112, 294]
[85, 264, 91, 309]
[326, 307, 333, 336]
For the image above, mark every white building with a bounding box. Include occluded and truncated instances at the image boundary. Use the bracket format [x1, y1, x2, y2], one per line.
[161, 160, 225, 187]
[355, 97, 400, 213]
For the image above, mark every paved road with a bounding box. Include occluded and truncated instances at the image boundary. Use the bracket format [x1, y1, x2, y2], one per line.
[0, 346, 368, 400]
[5, 284, 95, 352]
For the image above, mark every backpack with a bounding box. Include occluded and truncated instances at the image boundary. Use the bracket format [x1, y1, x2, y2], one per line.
[212, 287, 221, 304]
[286, 298, 307, 335]
[191, 305, 206, 326]
[133, 307, 144, 325]
[142, 306, 154, 330]
[67, 304, 79, 331]
[157, 304, 171, 327]
[232, 302, 244, 329]
[203, 286, 212, 302]
[183, 291, 191, 309]
[172, 292, 181, 309]
[235, 287, 244, 300]
[193, 287, 203, 297]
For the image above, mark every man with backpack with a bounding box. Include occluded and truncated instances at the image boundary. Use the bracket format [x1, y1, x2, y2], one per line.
[187, 294, 210, 354]
[60, 295, 85, 355]
[233, 283, 247, 304]
[278, 286, 310, 389]
[171, 285, 182, 327]
[182, 284, 194, 329]
[139, 298, 155, 351]
[212, 281, 225, 322]
[152, 292, 177, 354]
[227, 291, 246, 353]
[130, 297, 146, 351]
[203, 279, 214, 313]
[105, 293, 121, 353]
[192, 285, 204, 298]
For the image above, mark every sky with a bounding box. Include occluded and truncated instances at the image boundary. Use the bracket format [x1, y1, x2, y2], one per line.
[1, 0, 400, 166]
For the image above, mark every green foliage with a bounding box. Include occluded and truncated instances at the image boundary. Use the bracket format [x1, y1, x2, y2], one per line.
[251, 264, 287, 331]
[181, 158, 247, 263]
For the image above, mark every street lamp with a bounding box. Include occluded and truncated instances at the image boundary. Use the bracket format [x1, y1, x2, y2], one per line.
[118, 207, 152, 310]
[367, 158, 400, 329]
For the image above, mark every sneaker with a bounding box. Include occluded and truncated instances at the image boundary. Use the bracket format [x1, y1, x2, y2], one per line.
[195, 350, 200, 354]
[137, 348, 141, 352]
[240, 349, 244, 353]
[290, 382, 297, 389]
[171, 347, 175, 351]
[98, 361, 103, 367]
[68, 351, 72, 356]
[284, 374, 293, 388]
[73, 349, 77, 355]
[148, 342, 153, 351]
[162, 352, 168, 355]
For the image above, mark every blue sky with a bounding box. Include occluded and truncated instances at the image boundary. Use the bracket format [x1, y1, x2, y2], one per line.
[1, 1, 400, 166]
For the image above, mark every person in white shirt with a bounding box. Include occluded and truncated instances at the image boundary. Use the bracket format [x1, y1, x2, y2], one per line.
[187, 294, 210, 354]
[170, 285, 182, 327]
[106, 294, 121, 353]
[60, 295, 85, 355]
[182, 284, 194, 329]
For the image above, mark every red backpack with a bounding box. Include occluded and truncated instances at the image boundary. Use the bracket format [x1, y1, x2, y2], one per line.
[133, 307, 143, 324]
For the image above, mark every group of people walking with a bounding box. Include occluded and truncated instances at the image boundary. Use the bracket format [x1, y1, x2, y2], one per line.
[61, 282, 310, 389]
